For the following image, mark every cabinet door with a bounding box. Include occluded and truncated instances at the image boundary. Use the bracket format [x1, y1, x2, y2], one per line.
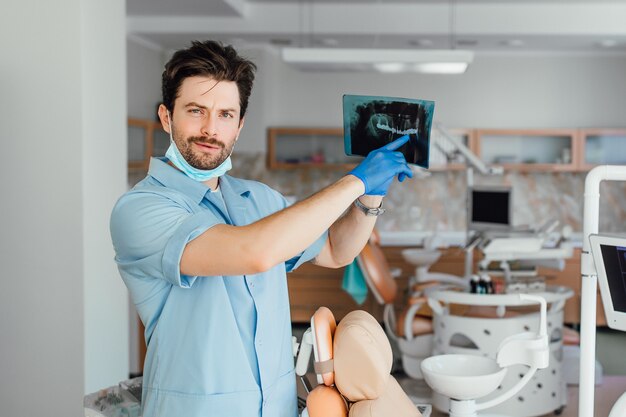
[267, 127, 363, 170]
[579, 129, 626, 169]
[475, 129, 578, 172]
[128, 118, 168, 171]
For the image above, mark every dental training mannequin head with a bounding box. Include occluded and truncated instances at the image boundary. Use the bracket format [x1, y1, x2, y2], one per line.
[157, 40, 257, 189]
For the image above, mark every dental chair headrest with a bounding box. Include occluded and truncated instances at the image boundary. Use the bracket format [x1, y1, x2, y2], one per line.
[311, 307, 337, 386]
[357, 242, 397, 305]
[333, 310, 393, 402]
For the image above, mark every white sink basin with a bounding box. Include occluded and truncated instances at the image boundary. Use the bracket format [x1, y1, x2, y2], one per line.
[421, 354, 507, 400]
[401, 248, 441, 267]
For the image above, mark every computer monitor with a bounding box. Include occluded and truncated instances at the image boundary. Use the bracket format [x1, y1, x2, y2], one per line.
[468, 185, 512, 232]
[590, 234, 626, 331]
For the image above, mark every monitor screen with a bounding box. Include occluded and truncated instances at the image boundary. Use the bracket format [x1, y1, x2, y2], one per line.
[469, 187, 512, 230]
[590, 234, 626, 332]
[600, 244, 626, 313]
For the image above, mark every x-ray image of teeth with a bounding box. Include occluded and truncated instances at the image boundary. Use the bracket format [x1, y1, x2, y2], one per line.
[343, 94, 435, 168]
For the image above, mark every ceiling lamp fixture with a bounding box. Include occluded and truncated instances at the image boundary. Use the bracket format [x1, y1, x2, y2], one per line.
[282, 0, 473, 74]
[281, 47, 473, 74]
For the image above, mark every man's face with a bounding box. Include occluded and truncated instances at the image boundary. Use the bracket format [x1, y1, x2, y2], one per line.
[164, 76, 243, 170]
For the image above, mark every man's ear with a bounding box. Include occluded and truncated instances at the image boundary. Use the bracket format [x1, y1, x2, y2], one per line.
[157, 104, 171, 133]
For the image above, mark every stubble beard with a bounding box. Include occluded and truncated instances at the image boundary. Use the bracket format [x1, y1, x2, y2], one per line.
[175, 133, 232, 170]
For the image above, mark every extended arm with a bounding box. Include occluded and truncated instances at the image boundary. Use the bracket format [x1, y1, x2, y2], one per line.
[311, 194, 382, 268]
[180, 136, 412, 276]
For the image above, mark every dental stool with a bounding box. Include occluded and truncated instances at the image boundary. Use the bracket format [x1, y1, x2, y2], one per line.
[294, 307, 422, 417]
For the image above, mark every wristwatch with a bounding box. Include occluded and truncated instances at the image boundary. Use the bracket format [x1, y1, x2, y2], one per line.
[354, 198, 385, 216]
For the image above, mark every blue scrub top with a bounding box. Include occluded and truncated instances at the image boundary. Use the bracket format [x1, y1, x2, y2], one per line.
[110, 157, 327, 417]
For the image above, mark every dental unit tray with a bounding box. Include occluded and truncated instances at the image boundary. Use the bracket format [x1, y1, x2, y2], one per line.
[343, 94, 434, 168]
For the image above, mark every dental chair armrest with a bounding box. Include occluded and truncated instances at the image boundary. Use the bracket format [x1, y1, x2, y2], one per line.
[402, 301, 433, 342]
[424, 272, 469, 289]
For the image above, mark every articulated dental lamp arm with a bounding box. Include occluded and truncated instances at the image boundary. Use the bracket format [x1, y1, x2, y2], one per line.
[476, 294, 549, 411]
[433, 123, 503, 176]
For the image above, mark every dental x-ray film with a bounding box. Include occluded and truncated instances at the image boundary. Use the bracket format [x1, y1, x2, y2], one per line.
[343, 94, 435, 168]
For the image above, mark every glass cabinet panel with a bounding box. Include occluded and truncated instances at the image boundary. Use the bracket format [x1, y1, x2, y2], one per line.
[267, 128, 362, 169]
[476, 129, 577, 171]
[582, 130, 626, 166]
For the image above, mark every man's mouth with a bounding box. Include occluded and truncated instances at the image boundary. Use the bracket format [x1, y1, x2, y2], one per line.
[192, 141, 222, 151]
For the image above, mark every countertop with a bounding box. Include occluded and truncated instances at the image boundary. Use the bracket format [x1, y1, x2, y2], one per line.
[378, 231, 584, 249]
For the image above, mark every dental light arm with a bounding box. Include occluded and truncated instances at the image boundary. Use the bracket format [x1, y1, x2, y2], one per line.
[433, 122, 503, 176]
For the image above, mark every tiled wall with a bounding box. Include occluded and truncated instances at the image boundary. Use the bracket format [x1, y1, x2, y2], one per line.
[231, 152, 626, 234]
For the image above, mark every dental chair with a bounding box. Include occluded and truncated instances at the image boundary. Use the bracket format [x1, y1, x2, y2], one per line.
[356, 232, 440, 380]
[294, 307, 422, 417]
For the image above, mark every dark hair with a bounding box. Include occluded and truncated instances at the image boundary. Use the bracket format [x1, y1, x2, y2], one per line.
[162, 40, 257, 118]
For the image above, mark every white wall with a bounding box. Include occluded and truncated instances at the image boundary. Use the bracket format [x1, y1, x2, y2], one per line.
[130, 42, 626, 153]
[129, 48, 626, 150]
[82, 0, 129, 394]
[266, 52, 626, 132]
[0, 0, 127, 415]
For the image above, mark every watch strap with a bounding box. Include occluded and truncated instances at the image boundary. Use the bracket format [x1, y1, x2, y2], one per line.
[354, 198, 385, 216]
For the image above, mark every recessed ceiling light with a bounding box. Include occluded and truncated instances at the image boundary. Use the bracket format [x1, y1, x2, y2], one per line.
[597, 39, 618, 48]
[409, 39, 434, 47]
[373, 62, 408, 73]
[413, 62, 469, 75]
[501, 39, 525, 47]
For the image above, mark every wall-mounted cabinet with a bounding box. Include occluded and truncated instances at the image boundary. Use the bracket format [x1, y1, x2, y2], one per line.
[577, 129, 626, 170]
[266, 127, 362, 170]
[128, 117, 168, 172]
[266, 126, 474, 171]
[474, 129, 579, 172]
[263, 125, 625, 172]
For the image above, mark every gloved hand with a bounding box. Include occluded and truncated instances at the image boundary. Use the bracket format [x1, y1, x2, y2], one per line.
[348, 135, 414, 196]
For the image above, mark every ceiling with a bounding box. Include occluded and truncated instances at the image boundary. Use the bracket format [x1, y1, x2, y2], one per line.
[127, 0, 626, 54]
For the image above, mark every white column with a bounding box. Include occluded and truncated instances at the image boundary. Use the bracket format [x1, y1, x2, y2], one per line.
[0, 0, 128, 415]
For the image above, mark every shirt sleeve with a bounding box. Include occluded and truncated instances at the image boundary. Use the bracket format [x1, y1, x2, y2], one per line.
[257, 184, 329, 273]
[110, 190, 223, 288]
[284, 231, 328, 273]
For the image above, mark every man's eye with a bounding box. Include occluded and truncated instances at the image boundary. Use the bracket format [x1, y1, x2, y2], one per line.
[189, 108, 202, 115]
[221, 112, 234, 118]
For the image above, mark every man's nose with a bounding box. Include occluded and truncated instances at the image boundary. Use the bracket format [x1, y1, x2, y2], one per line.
[200, 115, 218, 137]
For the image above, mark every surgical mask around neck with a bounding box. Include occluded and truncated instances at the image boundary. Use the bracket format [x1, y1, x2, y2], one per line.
[164, 111, 233, 182]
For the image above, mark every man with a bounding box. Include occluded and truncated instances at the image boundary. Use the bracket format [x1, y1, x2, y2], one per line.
[110, 40, 412, 417]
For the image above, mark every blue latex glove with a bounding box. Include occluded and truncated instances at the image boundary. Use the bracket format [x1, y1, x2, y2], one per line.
[348, 135, 414, 195]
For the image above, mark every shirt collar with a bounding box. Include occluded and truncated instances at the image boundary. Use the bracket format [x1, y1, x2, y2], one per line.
[148, 157, 251, 204]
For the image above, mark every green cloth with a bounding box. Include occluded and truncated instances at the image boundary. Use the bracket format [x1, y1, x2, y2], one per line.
[342, 259, 368, 305]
